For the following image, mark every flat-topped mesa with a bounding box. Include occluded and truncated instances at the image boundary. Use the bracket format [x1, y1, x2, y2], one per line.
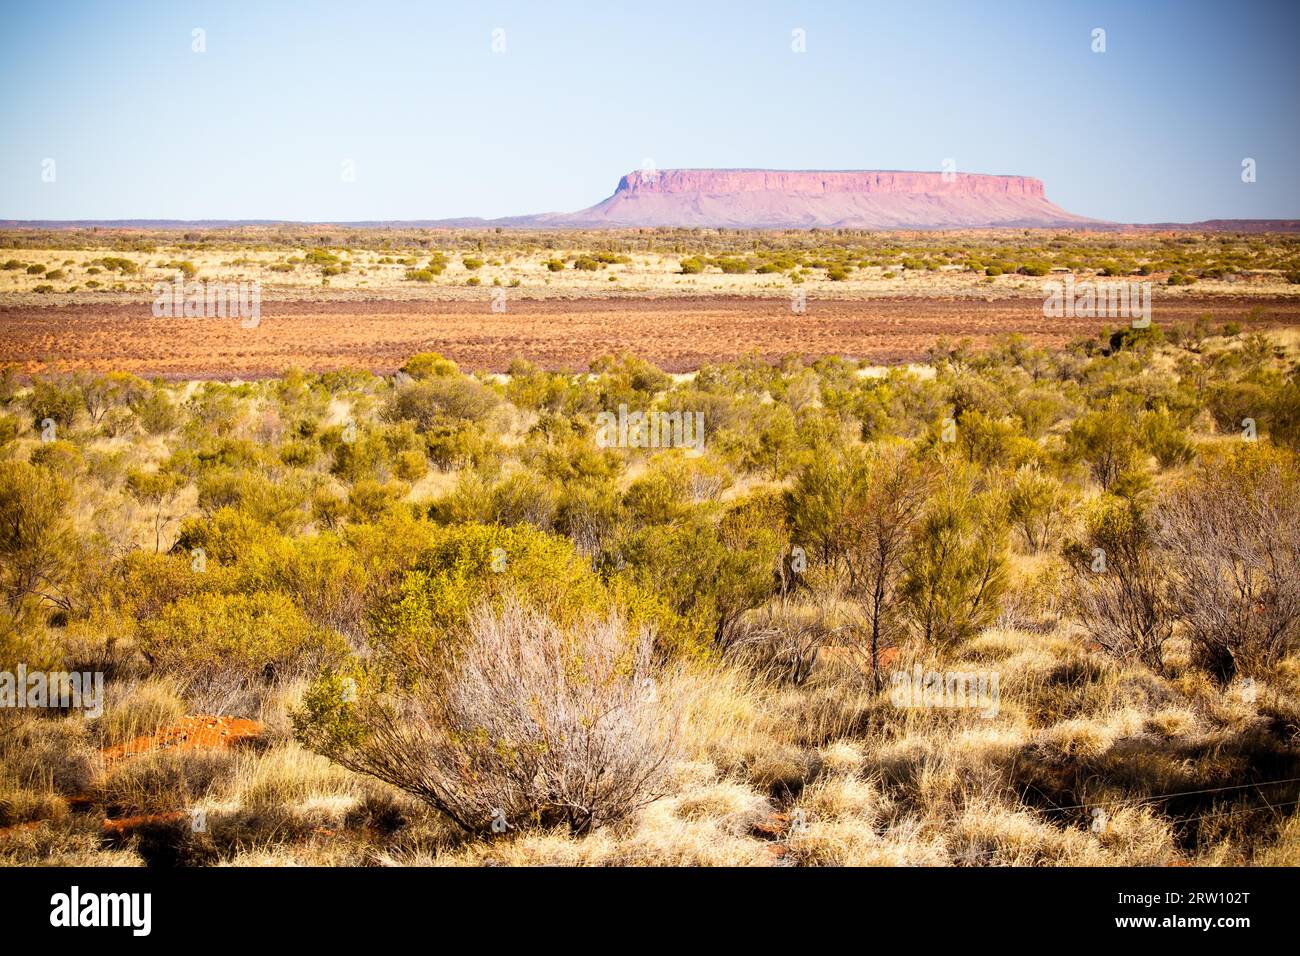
[616, 168, 1047, 199]
[544, 167, 1094, 229]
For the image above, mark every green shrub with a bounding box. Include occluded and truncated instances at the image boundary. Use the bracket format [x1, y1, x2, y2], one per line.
[98, 256, 139, 275]
[29, 440, 83, 475]
[899, 472, 1008, 648]
[384, 377, 499, 428]
[401, 352, 459, 379]
[130, 388, 179, 434]
[1139, 407, 1194, 468]
[1066, 405, 1143, 490]
[0, 461, 74, 623]
[1006, 465, 1070, 553]
[138, 591, 343, 684]
[29, 379, 81, 429]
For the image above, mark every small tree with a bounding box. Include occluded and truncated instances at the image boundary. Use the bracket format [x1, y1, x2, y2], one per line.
[125, 469, 185, 553]
[1007, 465, 1071, 553]
[1066, 405, 1141, 490]
[899, 471, 1008, 651]
[841, 445, 932, 685]
[0, 461, 75, 618]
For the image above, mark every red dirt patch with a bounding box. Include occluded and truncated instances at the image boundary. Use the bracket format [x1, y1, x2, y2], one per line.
[101, 715, 262, 766]
[0, 820, 46, 840]
[101, 811, 187, 834]
[2, 294, 1295, 377]
[749, 811, 792, 841]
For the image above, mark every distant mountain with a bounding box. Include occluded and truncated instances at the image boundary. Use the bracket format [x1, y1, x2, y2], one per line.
[1123, 219, 1300, 233]
[519, 168, 1101, 229]
[3, 169, 1297, 231]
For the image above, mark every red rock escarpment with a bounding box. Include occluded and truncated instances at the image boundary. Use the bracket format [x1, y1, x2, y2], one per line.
[541, 168, 1098, 229]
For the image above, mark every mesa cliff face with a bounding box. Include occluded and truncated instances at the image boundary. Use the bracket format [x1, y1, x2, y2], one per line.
[613, 169, 1047, 198]
[533, 168, 1096, 229]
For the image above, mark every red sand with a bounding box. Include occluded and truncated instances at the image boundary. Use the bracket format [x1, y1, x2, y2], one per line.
[101, 715, 262, 765]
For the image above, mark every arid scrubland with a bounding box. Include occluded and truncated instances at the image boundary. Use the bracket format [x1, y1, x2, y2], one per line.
[2, 228, 1299, 304]
[2, 320, 1299, 867]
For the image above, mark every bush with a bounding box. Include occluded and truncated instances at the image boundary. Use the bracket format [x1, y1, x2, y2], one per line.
[392, 448, 428, 482]
[545, 259, 564, 272]
[28, 379, 81, 431]
[0, 461, 74, 620]
[296, 600, 678, 835]
[371, 523, 612, 659]
[461, 257, 484, 271]
[1065, 496, 1173, 672]
[1139, 407, 1194, 468]
[1157, 447, 1300, 679]
[384, 377, 498, 428]
[346, 478, 408, 524]
[29, 440, 82, 475]
[98, 256, 139, 275]
[130, 388, 179, 434]
[138, 591, 343, 685]
[1006, 465, 1070, 553]
[715, 257, 751, 274]
[618, 509, 781, 650]
[195, 467, 307, 532]
[1066, 405, 1142, 490]
[400, 352, 459, 379]
[1206, 381, 1269, 436]
[899, 473, 1008, 649]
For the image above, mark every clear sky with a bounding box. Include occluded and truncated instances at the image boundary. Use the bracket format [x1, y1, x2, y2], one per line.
[1, 0, 1296, 223]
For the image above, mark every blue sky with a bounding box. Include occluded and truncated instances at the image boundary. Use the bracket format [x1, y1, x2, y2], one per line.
[1, 0, 1296, 222]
